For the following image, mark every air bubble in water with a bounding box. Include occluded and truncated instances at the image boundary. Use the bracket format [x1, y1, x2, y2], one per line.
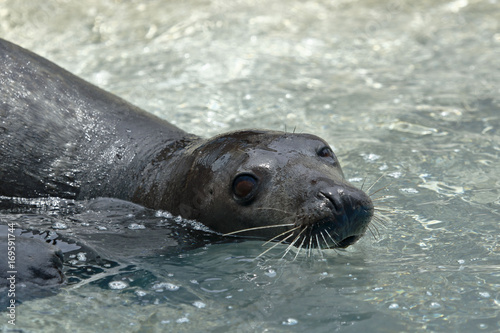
[109, 281, 128, 290]
[282, 318, 298, 326]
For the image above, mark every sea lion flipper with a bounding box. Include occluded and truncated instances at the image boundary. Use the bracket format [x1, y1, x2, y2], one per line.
[0, 236, 65, 287]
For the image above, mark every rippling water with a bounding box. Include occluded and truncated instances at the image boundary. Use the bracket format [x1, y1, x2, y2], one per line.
[1, 0, 499, 332]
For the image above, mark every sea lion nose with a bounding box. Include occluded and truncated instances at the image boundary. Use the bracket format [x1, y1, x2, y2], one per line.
[315, 185, 373, 248]
[319, 187, 346, 216]
[318, 185, 373, 224]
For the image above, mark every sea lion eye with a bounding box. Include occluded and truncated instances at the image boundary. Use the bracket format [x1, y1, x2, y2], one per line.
[318, 146, 335, 159]
[232, 174, 258, 203]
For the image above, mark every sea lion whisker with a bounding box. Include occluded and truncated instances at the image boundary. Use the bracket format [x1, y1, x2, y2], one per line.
[371, 195, 393, 202]
[255, 207, 294, 216]
[371, 217, 390, 235]
[369, 188, 392, 199]
[315, 235, 324, 259]
[373, 212, 392, 226]
[366, 173, 387, 194]
[223, 223, 295, 236]
[369, 183, 395, 198]
[372, 216, 387, 228]
[325, 231, 340, 254]
[371, 223, 381, 238]
[366, 224, 379, 240]
[293, 235, 307, 261]
[307, 233, 314, 257]
[281, 228, 306, 259]
[360, 177, 367, 191]
[256, 232, 295, 259]
[281, 236, 299, 260]
[373, 206, 395, 213]
[372, 219, 388, 230]
[373, 212, 389, 221]
[324, 229, 339, 247]
[319, 231, 330, 249]
[262, 226, 300, 246]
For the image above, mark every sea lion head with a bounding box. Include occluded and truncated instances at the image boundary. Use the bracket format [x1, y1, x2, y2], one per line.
[179, 130, 373, 249]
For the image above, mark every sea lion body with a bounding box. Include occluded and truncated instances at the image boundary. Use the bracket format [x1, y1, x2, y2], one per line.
[0, 224, 64, 288]
[0, 38, 374, 286]
[0, 39, 190, 202]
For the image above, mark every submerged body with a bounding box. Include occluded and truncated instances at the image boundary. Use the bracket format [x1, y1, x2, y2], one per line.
[0, 39, 373, 285]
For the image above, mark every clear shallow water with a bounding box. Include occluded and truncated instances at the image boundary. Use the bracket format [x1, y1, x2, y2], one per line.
[1, 0, 499, 332]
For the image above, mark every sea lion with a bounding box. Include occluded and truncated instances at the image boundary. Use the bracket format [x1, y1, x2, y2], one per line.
[0, 38, 373, 266]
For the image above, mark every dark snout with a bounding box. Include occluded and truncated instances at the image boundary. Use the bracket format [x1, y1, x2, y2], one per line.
[304, 184, 374, 248]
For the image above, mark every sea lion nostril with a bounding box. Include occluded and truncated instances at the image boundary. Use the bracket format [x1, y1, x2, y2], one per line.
[319, 188, 344, 214]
